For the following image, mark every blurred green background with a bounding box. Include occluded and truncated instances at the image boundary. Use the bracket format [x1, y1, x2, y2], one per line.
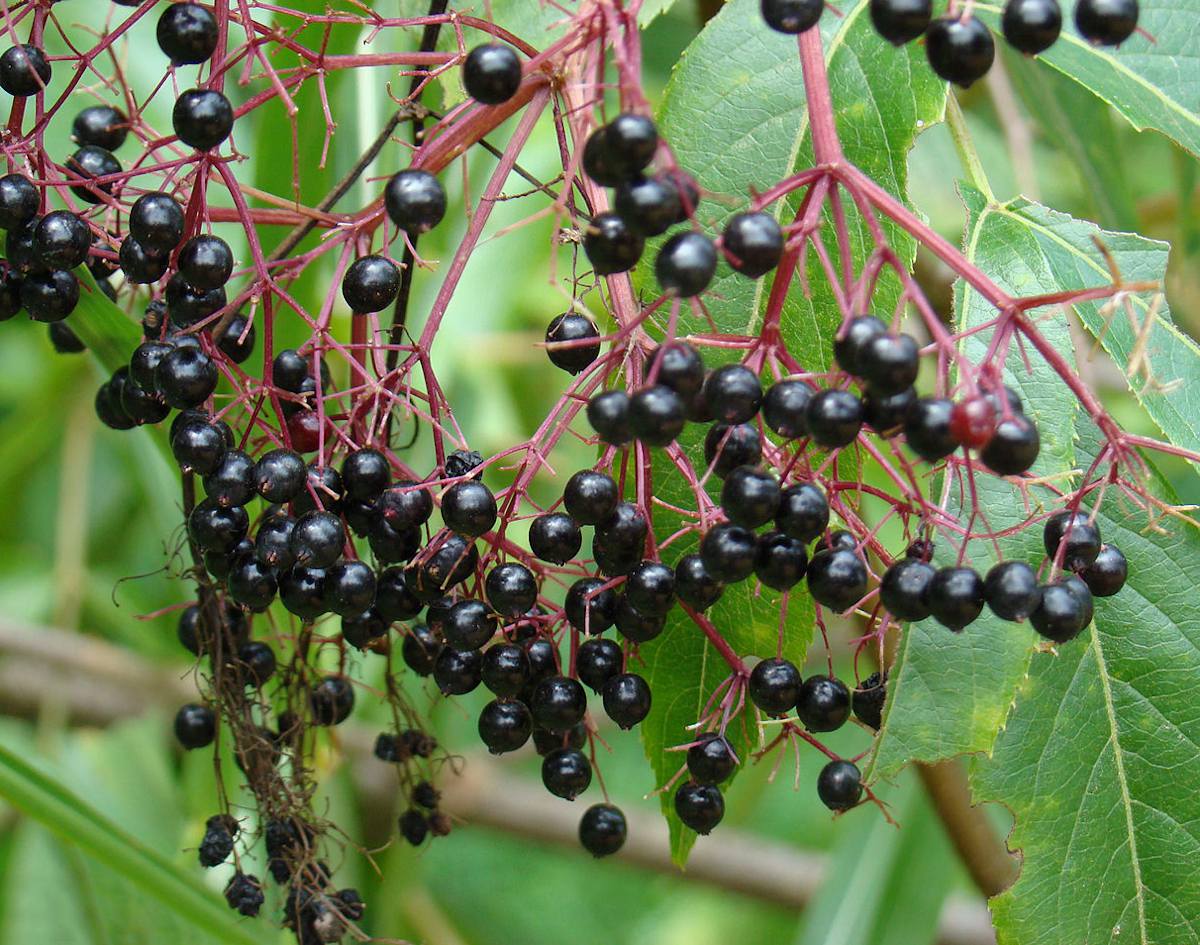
[0, 1, 1196, 944]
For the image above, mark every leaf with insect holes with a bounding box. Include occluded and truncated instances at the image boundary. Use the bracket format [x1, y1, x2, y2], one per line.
[640, 0, 946, 865]
[974, 0, 1200, 159]
[971, 422, 1200, 945]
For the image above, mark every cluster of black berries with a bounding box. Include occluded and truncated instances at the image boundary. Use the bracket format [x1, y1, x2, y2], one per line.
[578, 112, 789, 300]
[881, 511, 1126, 641]
[757, 0, 1141, 90]
[0, 185, 88, 325]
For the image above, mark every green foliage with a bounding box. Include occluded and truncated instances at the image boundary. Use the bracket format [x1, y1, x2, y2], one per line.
[973, 424, 1200, 945]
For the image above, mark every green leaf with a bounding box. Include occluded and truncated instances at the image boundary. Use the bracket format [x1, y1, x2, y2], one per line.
[794, 776, 954, 945]
[971, 426, 1200, 945]
[869, 184, 1080, 779]
[980, 197, 1200, 471]
[65, 271, 142, 376]
[0, 741, 264, 945]
[974, 0, 1200, 157]
[641, 0, 946, 864]
[1001, 51, 1139, 231]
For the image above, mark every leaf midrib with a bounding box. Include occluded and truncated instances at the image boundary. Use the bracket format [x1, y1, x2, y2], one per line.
[1089, 623, 1149, 945]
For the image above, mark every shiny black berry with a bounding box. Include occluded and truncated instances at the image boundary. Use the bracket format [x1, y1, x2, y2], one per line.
[0, 174, 39, 230]
[926, 16, 995, 87]
[880, 557, 935, 621]
[463, 43, 522, 104]
[530, 675, 587, 731]
[342, 255, 400, 313]
[687, 733, 736, 785]
[1003, 0, 1063, 53]
[130, 191, 185, 254]
[342, 448, 390, 501]
[157, 3, 219, 64]
[834, 314, 887, 374]
[255, 449, 306, 503]
[279, 566, 327, 620]
[1043, 509, 1101, 570]
[0, 45, 51, 97]
[529, 512, 582, 564]
[584, 212, 644, 275]
[178, 235, 234, 290]
[807, 548, 868, 612]
[603, 672, 651, 729]
[904, 396, 958, 462]
[927, 566, 985, 631]
[119, 238, 168, 283]
[674, 554, 724, 611]
[816, 760, 862, 811]
[310, 675, 355, 725]
[542, 748, 592, 800]
[1030, 579, 1091, 642]
[614, 175, 682, 236]
[870, 0, 932, 43]
[173, 88, 234, 150]
[1080, 543, 1127, 597]
[721, 466, 781, 529]
[806, 389, 863, 449]
[614, 596, 666, 644]
[324, 561, 377, 617]
[749, 657, 802, 716]
[478, 699, 533, 754]
[72, 105, 128, 151]
[228, 556, 278, 611]
[577, 637, 623, 692]
[21, 270, 79, 322]
[385, 169, 446, 234]
[593, 114, 659, 180]
[486, 562, 538, 618]
[628, 385, 686, 446]
[655, 231, 717, 297]
[174, 703, 216, 749]
[984, 560, 1040, 621]
[648, 341, 705, 398]
[700, 523, 757, 583]
[434, 645, 483, 694]
[864, 387, 917, 437]
[289, 511, 344, 568]
[704, 423, 762, 476]
[796, 676, 851, 732]
[156, 346, 218, 409]
[66, 146, 121, 204]
[704, 364, 762, 425]
[579, 803, 626, 857]
[33, 211, 90, 269]
[723, 211, 784, 278]
[565, 577, 618, 633]
[761, 0, 825, 33]
[563, 469, 618, 525]
[622, 560, 674, 616]
[763, 379, 811, 439]
[587, 390, 633, 445]
[675, 782, 724, 834]
[858, 332, 920, 396]
[545, 312, 600, 374]
[1074, 0, 1139, 45]
[775, 483, 829, 543]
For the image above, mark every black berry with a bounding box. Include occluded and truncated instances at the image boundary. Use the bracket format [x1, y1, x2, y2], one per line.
[587, 390, 633, 445]
[926, 566, 985, 631]
[442, 480, 497, 537]
[1029, 579, 1091, 642]
[806, 389, 863, 448]
[904, 396, 958, 461]
[0, 45, 51, 97]
[880, 557, 935, 621]
[157, 3, 219, 64]
[545, 312, 600, 374]
[816, 759, 862, 811]
[478, 699, 533, 754]
[703, 364, 763, 425]
[173, 88, 235, 151]
[796, 675, 851, 732]
[749, 657, 802, 716]
[720, 466, 781, 528]
[984, 560, 1041, 621]
[1080, 543, 1127, 597]
[1074, 0, 1139, 45]
[564, 469, 619, 525]
[565, 577, 618, 633]
[543, 748, 592, 800]
[1043, 509, 1101, 570]
[486, 562, 538, 618]
[870, 0, 932, 43]
[852, 673, 886, 730]
[602, 672, 652, 729]
[579, 803, 626, 857]
[776, 483, 830, 543]
[463, 43, 522, 105]
[687, 733, 737, 784]
[761, 0, 825, 33]
[614, 175, 682, 236]
[675, 782, 724, 834]
[806, 547, 868, 612]
[925, 16, 995, 87]
[1002, 0, 1063, 53]
[674, 553, 725, 611]
[530, 675, 587, 731]
[704, 423, 762, 476]
[700, 523, 757, 583]
[72, 105, 128, 151]
[577, 637, 623, 692]
[723, 211, 784, 278]
[584, 212, 644, 275]
[529, 512, 582, 564]
[628, 385, 686, 446]
[655, 231, 717, 297]
[174, 703, 216, 749]
[763, 379, 812, 439]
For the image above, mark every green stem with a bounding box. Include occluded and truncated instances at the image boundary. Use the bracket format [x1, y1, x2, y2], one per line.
[945, 92, 994, 203]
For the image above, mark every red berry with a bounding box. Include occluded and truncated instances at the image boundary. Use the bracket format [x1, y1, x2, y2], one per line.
[949, 395, 997, 449]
